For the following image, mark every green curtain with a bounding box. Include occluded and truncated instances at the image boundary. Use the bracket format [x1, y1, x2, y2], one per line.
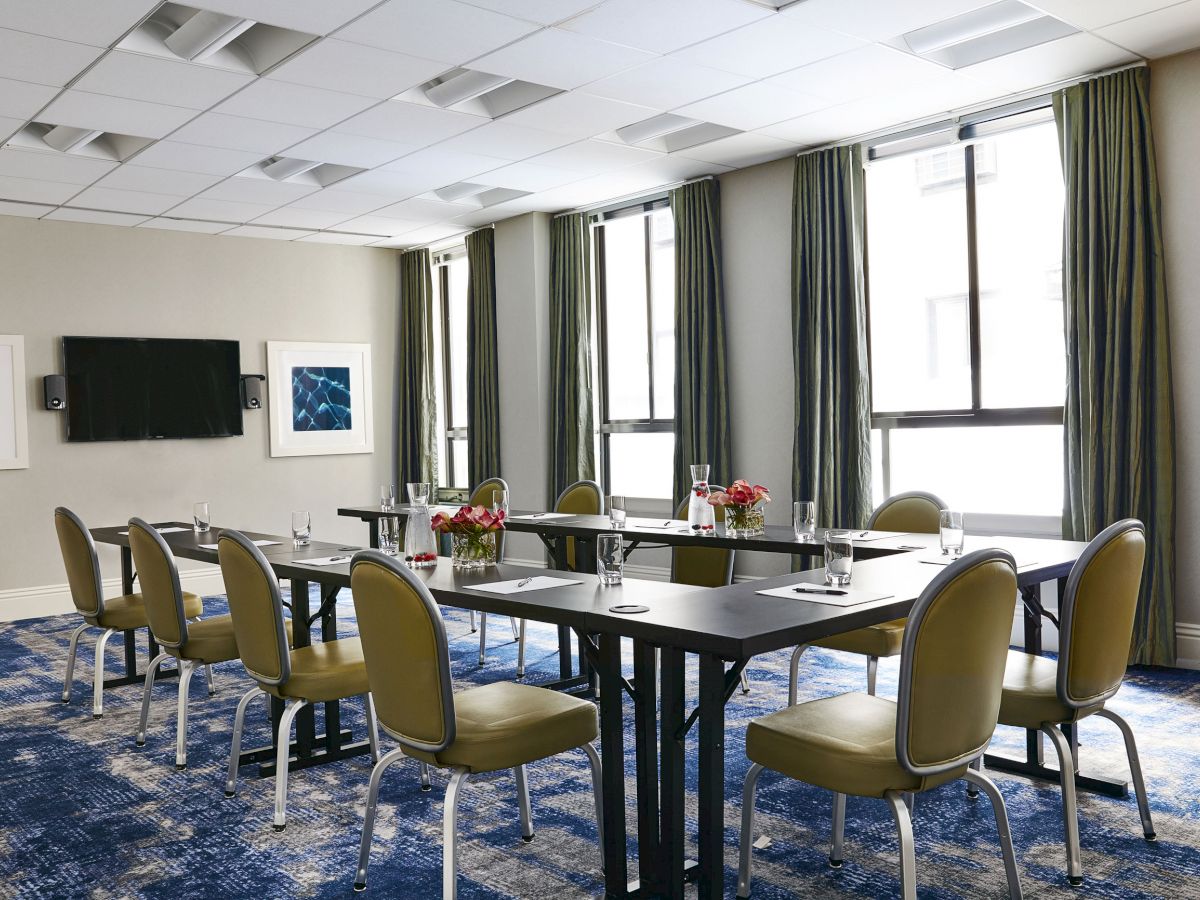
[1055, 66, 1176, 666]
[671, 179, 732, 506]
[791, 145, 872, 530]
[465, 227, 502, 487]
[548, 213, 596, 501]
[396, 249, 438, 488]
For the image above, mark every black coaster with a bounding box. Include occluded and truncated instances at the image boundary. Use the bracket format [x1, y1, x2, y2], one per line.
[608, 604, 649, 614]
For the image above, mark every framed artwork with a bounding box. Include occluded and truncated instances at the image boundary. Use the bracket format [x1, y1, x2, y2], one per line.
[266, 341, 374, 458]
[0, 335, 29, 470]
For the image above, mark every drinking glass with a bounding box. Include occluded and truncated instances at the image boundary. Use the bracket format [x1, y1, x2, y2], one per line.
[380, 484, 396, 511]
[406, 482, 430, 505]
[940, 510, 965, 556]
[597, 533, 623, 585]
[492, 489, 510, 516]
[608, 495, 627, 529]
[825, 529, 853, 586]
[379, 515, 400, 556]
[192, 501, 210, 534]
[291, 510, 311, 547]
[793, 500, 816, 542]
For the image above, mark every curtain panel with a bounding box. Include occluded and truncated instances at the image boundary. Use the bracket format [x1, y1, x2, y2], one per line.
[671, 178, 732, 506]
[791, 145, 873, 531]
[396, 248, 438, 488]
[465, 227, 502, 488]
[548, 213, 596, 501]
[1055, 66, 1177, 665]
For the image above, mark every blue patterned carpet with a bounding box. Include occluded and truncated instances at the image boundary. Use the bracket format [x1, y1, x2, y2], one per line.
[3, 588, 1199, 899]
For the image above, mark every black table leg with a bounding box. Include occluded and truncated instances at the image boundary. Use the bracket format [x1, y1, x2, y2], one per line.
[633, 640, 661, 896]
[596, 633, 630, 898]
[367, 518, 379, 550]
[659, 647, 686, 900]
[696, 653, 727, 900]
[103, 546, 177, 689]
[289, 579, 315, 758]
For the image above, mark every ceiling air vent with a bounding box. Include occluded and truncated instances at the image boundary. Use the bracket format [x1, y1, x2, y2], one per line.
[897, 0, 1078, 69]
[6, 122, 152, 162]
[397, 69, 561, 119]
[241, 157, 366, 188]
[614, 114, 742, 153]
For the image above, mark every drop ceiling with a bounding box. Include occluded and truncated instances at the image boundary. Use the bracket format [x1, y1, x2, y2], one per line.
[0, 0, 1195, 247]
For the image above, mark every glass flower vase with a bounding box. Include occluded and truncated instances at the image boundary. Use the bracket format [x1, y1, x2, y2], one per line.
[451, 531, 497, 569]
[725, 504, 765, 538]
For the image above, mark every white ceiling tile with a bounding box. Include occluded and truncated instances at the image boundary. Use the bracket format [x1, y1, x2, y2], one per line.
[201, 178, 319, 205]
[338, 0, 540, 65]
[501, 92, 656, 137]
[0, 116, 22, 142]
[381, 147, 504, 184]
[432, 120, 574, 161]
[676, 82, 830, 131]
[46, 207, 149, 226]
[170, 196, 279, 222]
[42, 90, 198, 139]
[327, 168, 436, 197]
[252, 206, 353, 229]
[374, 197, 476, 222]
[529, 139, 662, 172]
[474, 159, 579, 191]
[0, 147, 115, 185]
[0, 174, 80, 203]
[760, 99, 910, 147]
[768, 45, 957, 103]
[337, 100, 484, 146]
[372, 222, 469, 246]
[137, 217, 232, 234]
[1096, 2, 1200, 58]
[586, 56, 752, 111]
[1033, 0, 1186, 30]
[0, 0, 158, 46]
[298, 231, 386, 245]
[335, 214, 424, 236]
[673, 16, 866, 78]
[675, 131, 797, 168]
[95, 164, 224, 195]
[171, 0, 382, 35]
[0, 27, 104, 87]
[289, 188, 397, 214]
[472, 28, 656, 90]
[69, 185, 183, 215]
[215, 80, 377, 130]
[74, 51, 254, 111]
[781, 0, 998, 43]
[0, 77, 58, 120]
[459, 0, 602, 26]
[283, 131, 413, 168]
[222, 224, 315, 240]
[562, 0, 770, 54]
[631, 155, 732, 182]
[170, 113, 318, 154]
[0, 199, 51, 217]
[268, 40, 447, 100]
[130, 142, 265, 176]
[957, 32, 1138, 90]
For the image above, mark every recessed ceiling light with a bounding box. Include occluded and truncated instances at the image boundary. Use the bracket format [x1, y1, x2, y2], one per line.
[401, 69, 561, 119]
[425, 71, 515, 108]
[616, 113, 700, 145]
[615, 114, 742, 153]
[434, 182, 492, 202]
[42, 125, 103, 154]
[164, 10, 255, 61]
[262, 156, 322, 180]
[7, 122, 153, 161]
[430, 182, 531, 208]
[239, 158, 366, 188]
[900, 0, 1078, 69]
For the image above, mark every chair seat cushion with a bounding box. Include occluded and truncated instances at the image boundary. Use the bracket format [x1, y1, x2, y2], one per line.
[179, 615, 293, 665]
[93, 592, 202, 631]
[998, 650, 1101, 729]
[414, 681, 598, 774]
[812, 618, 906, 658]
[274, 636, 369, 703]
[746, 693, 963, 798]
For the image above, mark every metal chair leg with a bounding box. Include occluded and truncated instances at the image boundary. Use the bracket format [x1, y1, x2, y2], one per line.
[1095, 708, 1156, 840]
[788, 645, 809, 706]
[443, 768, 471, 900]
[353, 746, 409, 892]
[420, 761, 432, 791]
[515, 765, 534, 842]
[866, 656, 879, 696]
[516, 619, 527, 679]
[62, 623, 89, 703]
[175, 660, 195, 769]
[363, 693, 380, 764]
[1043, 723, 1083, 885]
[469, 610, 476, 633]
[884, 790, 918, 900]
[273, 699, 307, 830]
[963, 768, 1024, 898]
[967, 755, 982, 799]
[478, 613, 487, 666]
[225, 686, 261, 797]
[582, 742, 604, 871]
[509, 616, 520, 639]
[92, 628, 116, 718]
[135, 651, 171, 746]
[204, 664, 216, 696]
[830, 791, 847, 868]
[739, 669, 751, 694]
[736, 762, 765, 899]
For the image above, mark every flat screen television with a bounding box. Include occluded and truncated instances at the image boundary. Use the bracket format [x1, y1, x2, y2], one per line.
[63, 336, 243, 442]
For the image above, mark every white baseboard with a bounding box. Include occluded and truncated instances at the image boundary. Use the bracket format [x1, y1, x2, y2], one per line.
[0, 567, 226, 623]
[1176, 621, 1200, 669]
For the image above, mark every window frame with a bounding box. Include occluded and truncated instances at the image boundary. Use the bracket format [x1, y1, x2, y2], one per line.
[431, 247, 469, 493]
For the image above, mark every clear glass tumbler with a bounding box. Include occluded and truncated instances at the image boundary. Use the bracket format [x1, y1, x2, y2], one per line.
[379, 515, 400, 556]
[608, 495, 627, 529]
[492, 489, 509, 516]
[793, 500, 816, 542]
[940, 510, 965, 556]
[597, 532, 623, 585]
[825, 529, 854, 586]
[291, 510, 311, 546]
[192, 501, 210, 534]
[406, 482, 430, 505]
[380, 484, 396, 511]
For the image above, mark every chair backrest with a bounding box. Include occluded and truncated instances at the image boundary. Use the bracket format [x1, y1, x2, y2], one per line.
[895, 548, 1017, 777]
[868, 490, 947, 533]
[555, 479, 603, 571]
[671, 489, 735, 587]
[1057, 519, 1146, 709]
[470, 476, 509, 560]
[127, 518, 188, 648]
[216, 530, 291, 686]
[54, 507, 104, 618]
[350, 550, 456, 754]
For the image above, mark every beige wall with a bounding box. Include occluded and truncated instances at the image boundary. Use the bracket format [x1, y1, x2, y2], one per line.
[0, 216, 398, 605]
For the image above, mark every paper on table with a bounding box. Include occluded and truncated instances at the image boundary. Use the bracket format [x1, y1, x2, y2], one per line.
[627, 518, 688, 530]
[198, 540, 280, 550]
[295, 555, 353, 567]
[507, 512, 574, 521]
[919, 554, 1040, 570]
[470, 576, 583, 594]
[118, 526, 191, 535]
[756, 584, 894, 607]
[848, 530, 898, 542]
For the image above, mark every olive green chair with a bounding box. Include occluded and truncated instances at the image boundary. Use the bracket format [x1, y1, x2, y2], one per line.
[737, 549, 1022, 900]
[468, 476, 521, 668]
[996, 518, 1154, 886]
[54, 506, 203, 718]
[217, 529, 378, 830]
[349, 550, 604, 898]
[788, 491, 946, 703]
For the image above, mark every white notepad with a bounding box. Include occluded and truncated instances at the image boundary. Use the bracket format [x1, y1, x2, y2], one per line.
[295, 555, 353, 567]
[198, 540, 280, 550]
[507, 512, 575, 521]
[470, 576, 583, 594]
[847, 530, 898, 542]
[627, 518, 688, 530]
[118, 526, 190, 535]
[756, 584, 894, 607]
[920, 555, 1039, 570]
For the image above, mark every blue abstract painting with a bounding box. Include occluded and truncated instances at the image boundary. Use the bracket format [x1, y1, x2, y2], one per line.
[291, 366, 351, 431]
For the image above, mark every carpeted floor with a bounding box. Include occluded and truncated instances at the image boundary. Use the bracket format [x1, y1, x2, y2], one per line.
[2, 588, 1199, 899]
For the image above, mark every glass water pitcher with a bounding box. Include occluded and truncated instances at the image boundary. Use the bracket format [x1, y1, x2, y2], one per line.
[687, 463, 716, 536]
[403, 481, 438, 568]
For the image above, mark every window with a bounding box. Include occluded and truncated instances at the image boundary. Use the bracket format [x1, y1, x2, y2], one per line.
[431, 251, 469, 491]
[594, 201, 676, 500]
[866, 115, 1065, 515]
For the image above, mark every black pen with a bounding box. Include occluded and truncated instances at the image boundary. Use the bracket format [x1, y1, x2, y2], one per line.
[792, 586, 848, 596]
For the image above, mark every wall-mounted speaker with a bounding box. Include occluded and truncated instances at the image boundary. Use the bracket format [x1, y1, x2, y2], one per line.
[240, 374, 265, 410]
[44, 374, 66, 411]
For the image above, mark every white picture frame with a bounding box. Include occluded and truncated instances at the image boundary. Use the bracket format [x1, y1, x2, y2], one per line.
[266, 341, 374, 458]
[0, 335, 29, 470]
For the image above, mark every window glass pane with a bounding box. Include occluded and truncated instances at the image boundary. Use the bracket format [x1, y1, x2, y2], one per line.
[451, 438, 469, 491]
[974, 123, 1065, 408]
[871, 428, 884, 507]
[607, 432, 674, 499]
[649, 207, 675, 419]
[446, 257, 469, 428]
[431, 269, 448, 489]
[887, 425, 1063, 515]
[601, 215, 650, 420]
[866, 147, 971, 412]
